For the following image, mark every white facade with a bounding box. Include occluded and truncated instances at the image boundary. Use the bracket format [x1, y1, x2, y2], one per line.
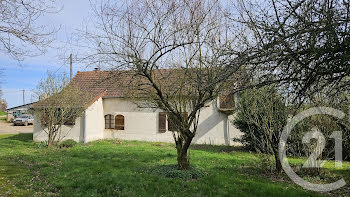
[33, 97, 242, 146]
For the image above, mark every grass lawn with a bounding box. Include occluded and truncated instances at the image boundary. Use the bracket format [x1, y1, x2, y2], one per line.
[0, 111, 6, 116]
[0, 134, 348, 196]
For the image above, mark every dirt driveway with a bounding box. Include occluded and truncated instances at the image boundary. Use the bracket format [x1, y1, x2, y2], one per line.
[0, 120, 33, 134]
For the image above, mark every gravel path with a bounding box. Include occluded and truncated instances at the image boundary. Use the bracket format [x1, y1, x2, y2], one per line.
[0, 120, 33, 134]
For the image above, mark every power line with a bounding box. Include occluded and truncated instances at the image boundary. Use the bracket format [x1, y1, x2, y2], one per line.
[53, 62, 66, 74]
[53, 55, 71, 74]
[2, 89, 30, 94]
[2, 90, 22, 93]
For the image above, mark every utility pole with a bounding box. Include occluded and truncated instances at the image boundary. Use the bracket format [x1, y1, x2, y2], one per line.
[70, 53, 73, 80]
[22, 89, 25, 105]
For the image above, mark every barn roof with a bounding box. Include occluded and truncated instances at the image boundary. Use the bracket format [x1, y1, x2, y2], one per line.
[6, 102, 38, 111]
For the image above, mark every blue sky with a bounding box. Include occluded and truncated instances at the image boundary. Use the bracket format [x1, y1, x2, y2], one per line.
[1, 0, 92, 108]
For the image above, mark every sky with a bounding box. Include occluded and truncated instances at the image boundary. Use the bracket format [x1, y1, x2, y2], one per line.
[1, 0, 93, 108]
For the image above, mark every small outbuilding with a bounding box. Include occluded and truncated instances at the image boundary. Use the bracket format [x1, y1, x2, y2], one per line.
[5, 102, 37, 122]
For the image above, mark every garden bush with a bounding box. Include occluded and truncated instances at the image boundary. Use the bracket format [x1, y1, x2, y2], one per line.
[37, 140, 48, 148]
[149, 165, 206, 180]
[233, 86, 350, 163]
[59, 139, 78, 148]
[233, 86, 288, 172]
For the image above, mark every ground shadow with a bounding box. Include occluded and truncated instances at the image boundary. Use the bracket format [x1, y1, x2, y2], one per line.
[190, 144, 246, 153]
[6, 133, 33, 142]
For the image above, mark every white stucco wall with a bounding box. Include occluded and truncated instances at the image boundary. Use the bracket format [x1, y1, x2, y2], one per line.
[33, 97, 105, 143]
[84, 97, 104, 142]
[33, 97, 242, 146]
[102, 98, 242, 145]
[33, 115, 84, 142]
[193, 101, 242, 146]
[103, 98, 174, 142]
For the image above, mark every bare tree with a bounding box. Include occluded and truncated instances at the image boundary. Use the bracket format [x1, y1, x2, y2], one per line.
[82, 0, 243, 169]
[33, 72, 91, 147]
[226, 0, 350, 102]
[0, 99, 7, 111]
[0, 0, 59, 61]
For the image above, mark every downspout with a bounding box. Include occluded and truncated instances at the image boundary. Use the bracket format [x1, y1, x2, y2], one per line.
[83, 110, 87, 143]
[227, 115, 230, 146]
[224, 115, 230, 146]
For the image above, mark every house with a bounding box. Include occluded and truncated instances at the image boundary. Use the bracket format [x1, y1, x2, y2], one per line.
[33, 70, 242, 145]
[6, 102, 37, 122]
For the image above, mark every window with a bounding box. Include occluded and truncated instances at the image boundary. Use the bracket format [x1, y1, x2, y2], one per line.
[219, 93, 236, 109]
[105, 114, 114, 129]
[166, 112, 188, 132]
[115, 115, 125, 130]
[158, 112, 166, 133]
[40, 114, 49, 127]
[167, 113, 177, 131]
[64, 116, 75, 125]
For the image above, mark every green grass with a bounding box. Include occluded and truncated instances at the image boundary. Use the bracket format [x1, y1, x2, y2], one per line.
[0, 134, 348, 196]
[0, 111, 6, 116]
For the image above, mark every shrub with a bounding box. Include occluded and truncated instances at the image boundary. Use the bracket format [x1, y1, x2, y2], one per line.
[233, 86, 288, 172]
[150, 165, 206, 180]
[37, 140, 48, 148]
[234, 85, 350, 171]
[258, 154, 275, 173]
[288, 108, 350, 161]
[59, 139, 78, 148]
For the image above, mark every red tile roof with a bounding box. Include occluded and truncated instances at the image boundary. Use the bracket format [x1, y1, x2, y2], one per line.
[33, 70, 138, 109]
[70, 69, 241, 110]
[71, 70, 131, 98]
[70, 69, 182, 99]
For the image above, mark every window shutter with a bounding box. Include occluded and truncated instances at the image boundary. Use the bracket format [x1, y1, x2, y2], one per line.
[158, 112, 166, 133]
[167, 113, 176, 131]
[115, 115, 124, 130]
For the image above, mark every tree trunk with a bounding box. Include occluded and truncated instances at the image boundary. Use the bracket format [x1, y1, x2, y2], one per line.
[177, 150, 190, 170]
[274, 151, 282, 173]
[48, 140, 52, 147]
[48, 136, 54, 147]
[48, 130, 53, 147]
[175, 135, 193, 170]
[47, 126, 55, 147]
